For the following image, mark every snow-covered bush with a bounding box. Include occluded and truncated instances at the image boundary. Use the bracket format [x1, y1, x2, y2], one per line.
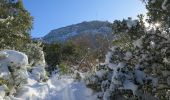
[31, 65, 47, 82]
[85, 47, 136, 99]
[23, 41, 46, 67]
[0, 50, 48, 99]
[23, 42, 48, 81]
[85, 45, 162, 99]
[85, 7, 170, 99]
[0, 50, 29, 98]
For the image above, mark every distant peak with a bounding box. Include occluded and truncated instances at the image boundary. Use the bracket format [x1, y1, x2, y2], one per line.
[42, 20, 112, 43]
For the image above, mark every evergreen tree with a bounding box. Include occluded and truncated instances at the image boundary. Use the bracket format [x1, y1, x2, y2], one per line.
[86, 0, 170, 99]
[143, 0, 170, 28]
[0, 0, 33, 50]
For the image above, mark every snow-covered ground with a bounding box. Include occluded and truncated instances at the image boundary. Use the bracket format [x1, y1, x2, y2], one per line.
[45, 75, 96, 100]
[12, 72, 97, 100]
[0, 50, 96, 100]
[16, 74, 97, 100]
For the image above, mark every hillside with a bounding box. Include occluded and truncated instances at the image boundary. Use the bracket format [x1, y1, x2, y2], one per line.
[40, 21, 115, 69]
[42, 21, 113, 45]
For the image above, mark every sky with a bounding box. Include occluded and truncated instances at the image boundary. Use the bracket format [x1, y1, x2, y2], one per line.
[23, 0, 147, 38]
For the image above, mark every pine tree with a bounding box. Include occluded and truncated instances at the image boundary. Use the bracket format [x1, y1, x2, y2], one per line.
[0, 0, 33, 50]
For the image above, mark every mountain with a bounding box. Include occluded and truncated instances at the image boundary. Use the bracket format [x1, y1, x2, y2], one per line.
[42, 21, 114, 45]
[40, 21, 115, 64]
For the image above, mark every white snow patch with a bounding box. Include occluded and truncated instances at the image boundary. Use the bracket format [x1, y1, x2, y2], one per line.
[0, 50, 28, 67]
[124, 51, 132, 60]
[133, 38, 143, 48]
[0, 50, 29, 81]
[135, 70, 146, 84]
[150, 41, 155, 48]
[125, 19, 138, 28]
[103, 89, 111, 100]
[117, 62, 126, 69]
[123, 80, 137, 95]
[16, 83, 49, 100]
[162, 0, 168, 10]
[14, 74, 97, 100]
[0, 50, 96, 100]
[0, 18, 6, 22]
[108, 63, 117, 70]
[105, 51, 112, 64]
[0, 86, 6, 99]
[31, 65, 46, 81]
[45, 75, 97, 100]
[96, 70, 106, 78]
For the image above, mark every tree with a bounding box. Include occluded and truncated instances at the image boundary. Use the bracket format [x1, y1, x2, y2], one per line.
[43, 43, 62, 71]
[0, 0, 33, 50]
[86, 0, 170, 99]
[112, 16, 145, 51]
[144, 0, 170, 27]
[43, 41, 79, 72]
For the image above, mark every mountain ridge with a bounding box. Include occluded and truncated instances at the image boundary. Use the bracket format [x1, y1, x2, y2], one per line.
[39, 20, 113, 44]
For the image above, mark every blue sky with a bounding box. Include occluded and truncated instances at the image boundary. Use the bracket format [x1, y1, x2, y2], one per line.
[23, 0, 146, 38]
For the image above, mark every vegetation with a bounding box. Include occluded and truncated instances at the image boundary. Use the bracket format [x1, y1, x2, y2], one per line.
[0, 0, 33, 50]
[43, 41, 78, 71]
[112, 16, 145, 50]
[85, 0, 170, 99]
[43, 40, 108, 73]
[0, 0, 169, 99]
[0, 1, 47, 98]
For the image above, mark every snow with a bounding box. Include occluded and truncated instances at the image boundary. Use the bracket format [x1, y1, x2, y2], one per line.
[0, 50, 28, 67]
[163, 58, 170, 64]
[45, 75, 96, 100]
[0, 16, 14, 23]
[125, 19, 138, 28]
[0, 86, 6, 99]
[0, 51, 8, 59]
[13, 74, 97, 100]
[0, 50, 29, 81]
[110, 46, 117, 51]
[133, 38, 143, 48]
[105, 51, 112, 64]
[103, 89, 111, 100]
[117, 62, 126, 69]
[0, 18, 6, 23]
[107, 62, 127, 93]
[0, 50, 97, 100]
[16, 83, 49, 100]
[162, 0, 168, 10]
[150, 41, 155, 48]
[96, 70, 106, 79]
[124, 51, 132, 60]
[105, 46, 118, 64]
[31, 65, 46, 81]
[108, 63, 117, 70]
[135, 69, 146, 84]
[123, 80, 137, 95]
